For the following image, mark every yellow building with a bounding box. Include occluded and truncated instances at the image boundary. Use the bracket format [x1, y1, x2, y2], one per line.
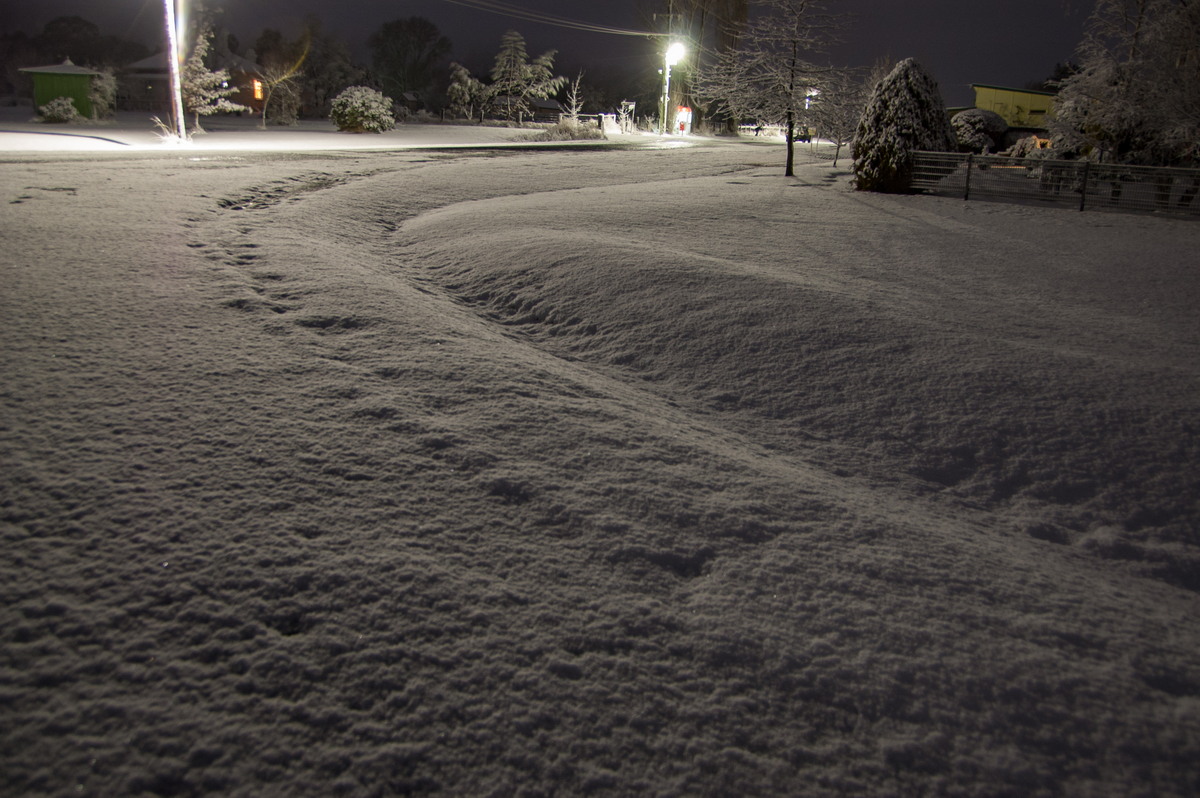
[971, 84, 1056, 128]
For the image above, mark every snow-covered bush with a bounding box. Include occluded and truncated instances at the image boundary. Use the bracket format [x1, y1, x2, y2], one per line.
[330, 86, 396, 133]
[951, 108, 1007, 153]
[852, 58, 957, 193]
[522, 120, 605, 142]
[38, 96, 81, 123]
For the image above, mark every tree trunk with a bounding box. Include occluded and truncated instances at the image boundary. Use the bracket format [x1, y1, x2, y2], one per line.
[785, 40, 797, 177]
[785, 110, 795, 176]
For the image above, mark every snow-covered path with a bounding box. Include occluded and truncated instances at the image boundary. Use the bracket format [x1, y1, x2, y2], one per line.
[2, 141, 1198, 796]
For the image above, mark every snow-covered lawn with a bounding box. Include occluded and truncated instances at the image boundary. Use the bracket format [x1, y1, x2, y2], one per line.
[2, 134, 1198, 796]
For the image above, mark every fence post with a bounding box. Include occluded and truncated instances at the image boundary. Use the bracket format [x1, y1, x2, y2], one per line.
[964, 153, 973, 201]
[1079, 161, 1090, 212]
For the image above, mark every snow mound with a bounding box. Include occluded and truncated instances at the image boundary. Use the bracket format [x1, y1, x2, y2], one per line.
[400, 168, 1200, 584]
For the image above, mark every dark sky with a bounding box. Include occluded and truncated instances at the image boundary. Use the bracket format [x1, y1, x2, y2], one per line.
[2, 0, 1091, 106]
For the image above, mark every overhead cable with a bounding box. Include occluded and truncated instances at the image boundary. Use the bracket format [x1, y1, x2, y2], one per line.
[438, 0, 664, 37]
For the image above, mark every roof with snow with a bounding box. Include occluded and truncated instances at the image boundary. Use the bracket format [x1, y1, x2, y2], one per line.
[19, 59, 101, 76]
[970, 83, 1056, 97]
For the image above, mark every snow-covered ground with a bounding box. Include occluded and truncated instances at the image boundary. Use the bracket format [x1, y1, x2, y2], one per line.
[2, 121, 1198, 796]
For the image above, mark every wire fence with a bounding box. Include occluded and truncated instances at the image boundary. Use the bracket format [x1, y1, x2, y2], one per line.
[911, 151, 1200, 217]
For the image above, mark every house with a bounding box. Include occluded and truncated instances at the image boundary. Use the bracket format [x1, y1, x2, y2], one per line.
[120, 52, 171, 110]
[971, 84, 1056, 129]
[490, 95, 566, 123]
[18, 59, 101, 116]
[119, 42, 262, 113]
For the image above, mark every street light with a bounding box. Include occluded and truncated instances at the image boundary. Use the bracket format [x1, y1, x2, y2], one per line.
[660, 41, 685, 135]
[163, 0, 187, 141]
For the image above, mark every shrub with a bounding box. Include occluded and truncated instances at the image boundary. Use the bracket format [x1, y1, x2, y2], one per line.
[38, 96, 81, 123]
[852, 58, 956, 193]
[521, 120, 605, 142]
[952, 108, 1008, 153]
[330, 86, 395, 133]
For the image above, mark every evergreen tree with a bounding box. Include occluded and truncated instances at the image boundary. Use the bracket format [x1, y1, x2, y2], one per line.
[852, 58, 956, 193]
[488, 30, 566, 122]
[182, 23, 247, 133]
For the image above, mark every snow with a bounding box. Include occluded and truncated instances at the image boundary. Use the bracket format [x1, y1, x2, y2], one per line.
[2, 116, 1199, 796]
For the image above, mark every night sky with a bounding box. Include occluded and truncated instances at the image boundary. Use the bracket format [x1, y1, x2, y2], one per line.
[3, 0, 1091, 106]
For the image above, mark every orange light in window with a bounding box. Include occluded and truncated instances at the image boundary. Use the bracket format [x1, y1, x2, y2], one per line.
[253, 79, 263, 101]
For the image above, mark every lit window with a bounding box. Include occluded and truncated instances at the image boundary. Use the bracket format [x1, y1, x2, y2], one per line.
[253, 80, 263, 101]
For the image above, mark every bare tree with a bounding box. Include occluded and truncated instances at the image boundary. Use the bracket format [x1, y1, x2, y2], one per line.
[805, 67, 870, 166]
[258, 58, 303, 128]
[695, 0, 842, 175]
[565, 72, 585, 123]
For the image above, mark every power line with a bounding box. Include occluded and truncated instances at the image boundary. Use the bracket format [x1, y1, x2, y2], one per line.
[437, 0, 665, 38]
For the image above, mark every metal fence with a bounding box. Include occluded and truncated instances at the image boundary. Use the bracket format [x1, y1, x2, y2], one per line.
[911, 151, 1200, 217]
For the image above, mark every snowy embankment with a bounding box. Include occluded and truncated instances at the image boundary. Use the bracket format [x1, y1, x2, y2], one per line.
[2, 141, 1198, 796]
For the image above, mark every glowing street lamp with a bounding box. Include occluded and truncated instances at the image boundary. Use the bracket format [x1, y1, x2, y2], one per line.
[659, 41, 685, 135]
[163, 0, 187, 141]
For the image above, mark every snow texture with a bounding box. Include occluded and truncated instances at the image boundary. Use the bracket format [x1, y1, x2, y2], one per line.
[2, 134, 1200, 797]
[854, 58, 958, 192]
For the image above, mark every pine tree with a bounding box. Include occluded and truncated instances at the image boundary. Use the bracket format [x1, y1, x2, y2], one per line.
[852, 58, 956, 193]
[488, 30, 566, 123]
[181, 23, 248, 133]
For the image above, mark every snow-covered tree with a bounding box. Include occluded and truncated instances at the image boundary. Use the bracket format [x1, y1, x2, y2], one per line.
[447, 62, 485, 120]
[852, 58, 956, 193]
[1050, 0, 1200, 165]
[182, 23, 248, 133]
[487, 30, 566, 123]
[695, 0, 843, 175]
[88, 68, 117, 120]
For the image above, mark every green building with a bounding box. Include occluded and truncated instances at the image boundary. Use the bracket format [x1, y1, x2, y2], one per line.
[19, 59, 102, 117]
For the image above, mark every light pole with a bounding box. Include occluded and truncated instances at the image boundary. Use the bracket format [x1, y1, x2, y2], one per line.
[163, 0, 187, 141]
[659, 41, 685, 135]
